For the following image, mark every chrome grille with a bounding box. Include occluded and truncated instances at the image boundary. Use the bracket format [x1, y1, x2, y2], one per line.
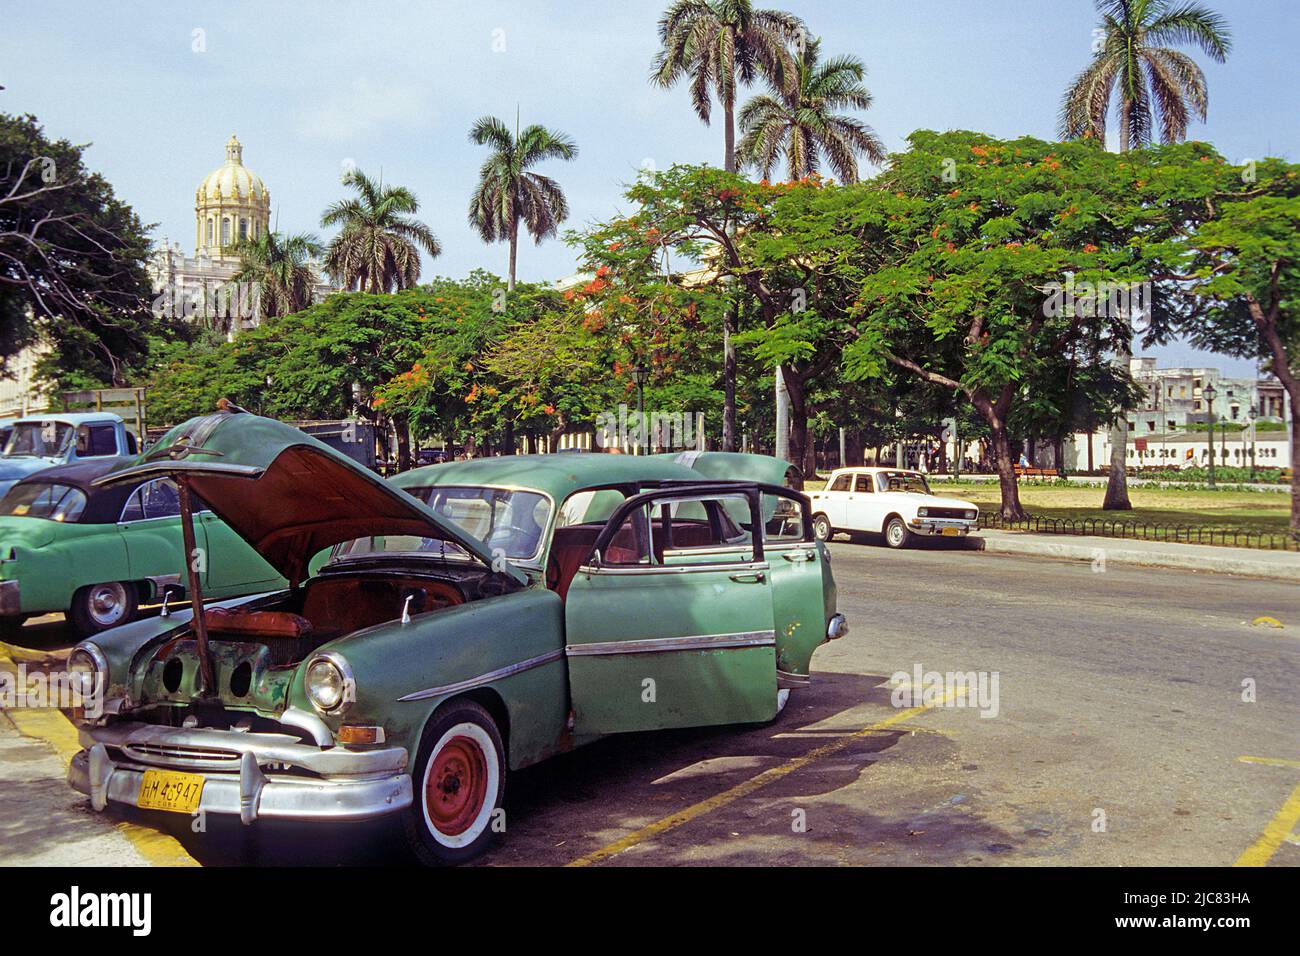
[121, 742, 241, 769]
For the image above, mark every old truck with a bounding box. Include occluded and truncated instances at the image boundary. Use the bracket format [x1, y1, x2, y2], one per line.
[0, 412, 140, 497]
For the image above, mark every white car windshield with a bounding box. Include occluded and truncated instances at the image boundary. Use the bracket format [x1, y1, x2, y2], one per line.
[878, 471, 932, 495]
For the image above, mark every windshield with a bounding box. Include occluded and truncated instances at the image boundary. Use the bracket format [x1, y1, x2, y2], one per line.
[4, 421, 73, 458]
[0, 482, 88, 521]
[877, 471, 932, 495]
[331, 485, 551, 564]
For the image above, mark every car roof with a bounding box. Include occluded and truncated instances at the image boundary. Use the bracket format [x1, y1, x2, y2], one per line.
[833, 466, 919, 474]
[394, 453, 707, 503]
[8, 412, 123, 426]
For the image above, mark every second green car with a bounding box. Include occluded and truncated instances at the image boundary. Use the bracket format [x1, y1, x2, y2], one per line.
[0, 457, 285, 637]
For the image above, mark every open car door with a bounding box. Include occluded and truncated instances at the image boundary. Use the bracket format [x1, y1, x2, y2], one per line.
[563, 484, 778, 735]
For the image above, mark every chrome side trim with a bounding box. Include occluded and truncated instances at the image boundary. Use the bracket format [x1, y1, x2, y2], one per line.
[777, 669, 812, 688]
[396, 648, 565, 703]
[660, 546, 755, 558]
[579, 560, 770, 577]
[566, 630, 776, 657]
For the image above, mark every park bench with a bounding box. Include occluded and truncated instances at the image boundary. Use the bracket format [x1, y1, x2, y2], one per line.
[1013, 465, 1059, 481]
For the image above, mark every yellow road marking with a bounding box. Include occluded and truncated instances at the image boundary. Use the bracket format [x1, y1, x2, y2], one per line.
[1234, 782, 1300, 867]
[567, 689, 959, 867]
[1238, 755, 1300, 770]
[0, 646, 199, 867]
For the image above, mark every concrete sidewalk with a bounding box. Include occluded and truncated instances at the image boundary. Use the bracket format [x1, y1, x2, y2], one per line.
[0, 644, 198, 866]
[973, 529, 1300, 582]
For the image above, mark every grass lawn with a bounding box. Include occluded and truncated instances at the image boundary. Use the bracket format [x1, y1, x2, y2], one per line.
[802, 477, 1291, 534]
[937, 480, 1291, 534]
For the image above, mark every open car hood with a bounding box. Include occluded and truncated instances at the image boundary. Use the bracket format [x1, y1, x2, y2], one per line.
[94, 410, 526, 587]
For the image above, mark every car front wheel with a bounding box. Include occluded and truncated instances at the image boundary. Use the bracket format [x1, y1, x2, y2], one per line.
[812, 514, 834, 542]
[403, 699, 505, 866]
[884, 517, 913, 550]
[70, 582, 138, 636]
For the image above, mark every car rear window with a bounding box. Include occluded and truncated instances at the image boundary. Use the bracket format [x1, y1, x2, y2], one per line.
[0, 482, 88, 522]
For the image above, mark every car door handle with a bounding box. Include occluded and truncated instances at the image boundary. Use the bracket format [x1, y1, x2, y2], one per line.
[729, 571, 766, 583]
[781, 550, 814, 562]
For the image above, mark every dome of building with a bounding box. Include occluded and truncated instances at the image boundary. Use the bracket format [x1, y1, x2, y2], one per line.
[194, 134, 271, 260]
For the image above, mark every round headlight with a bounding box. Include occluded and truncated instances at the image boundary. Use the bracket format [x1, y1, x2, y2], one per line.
[304, 653, 353, 714]
[68, 644, 106, 699]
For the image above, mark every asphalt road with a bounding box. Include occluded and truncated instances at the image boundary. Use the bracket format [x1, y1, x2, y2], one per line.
[52, 541, 1295, 867]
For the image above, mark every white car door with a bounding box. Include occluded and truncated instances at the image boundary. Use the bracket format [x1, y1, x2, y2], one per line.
[819, 472, 852, 526]
[845, 472, 882, 532]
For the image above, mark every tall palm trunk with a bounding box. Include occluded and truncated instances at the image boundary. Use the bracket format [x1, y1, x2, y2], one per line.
[721, 99, 739, 451]
[1103, 97, 1134, 509]
[1102, 344, 1134, 509]
[507, 216, 519, 292]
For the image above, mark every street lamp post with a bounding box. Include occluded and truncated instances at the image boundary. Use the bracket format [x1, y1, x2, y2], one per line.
[1204, 383, 1218, 489]
[632, 364, 649, 455]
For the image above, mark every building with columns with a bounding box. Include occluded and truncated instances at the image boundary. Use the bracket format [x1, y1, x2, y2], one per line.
[147, 134, 330, 332]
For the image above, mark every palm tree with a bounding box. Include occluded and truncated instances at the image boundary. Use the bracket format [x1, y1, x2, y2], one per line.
[320, 169, 441, 293]
[467, 115, 577, 292]
[652, 1, 802, 453]
[651, 0, 803, 172]
[1061, 1, 1230, 511]
[229, 230, 323, 325]
[738, 37, 885, 183]
[1060, 0, 1231, 151]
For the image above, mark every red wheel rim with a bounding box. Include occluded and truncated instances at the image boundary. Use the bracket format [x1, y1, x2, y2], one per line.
[425, 735, 488, 836]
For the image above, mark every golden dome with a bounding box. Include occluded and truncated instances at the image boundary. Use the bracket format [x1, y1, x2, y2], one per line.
[196, 134, 268, 202]
[194, 134, 271, 259]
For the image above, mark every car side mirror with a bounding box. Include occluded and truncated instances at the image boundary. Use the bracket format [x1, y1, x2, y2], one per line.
[589, 548, 602, 570]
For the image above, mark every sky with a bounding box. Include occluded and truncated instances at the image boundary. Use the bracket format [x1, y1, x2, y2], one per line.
[3, 0, 1297, 376]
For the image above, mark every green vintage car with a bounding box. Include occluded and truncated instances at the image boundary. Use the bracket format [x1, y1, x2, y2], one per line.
[0, 457, 285, 637]
[67, 409, 846, 864]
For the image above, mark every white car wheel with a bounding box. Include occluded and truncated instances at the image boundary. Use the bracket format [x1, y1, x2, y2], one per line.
[884, 517, 912, 549]
[404, 700, 505, 865]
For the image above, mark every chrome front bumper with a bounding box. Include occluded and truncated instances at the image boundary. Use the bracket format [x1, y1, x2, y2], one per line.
[908, 519, 976, 537]
[68, 721, 412, 825]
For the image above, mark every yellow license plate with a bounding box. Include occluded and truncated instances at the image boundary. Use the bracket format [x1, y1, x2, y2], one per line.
[137, 769, 205, 814]
[941, 527, 961, 537]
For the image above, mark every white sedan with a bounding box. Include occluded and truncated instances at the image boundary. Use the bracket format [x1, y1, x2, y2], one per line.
[808, 467, 979, 548]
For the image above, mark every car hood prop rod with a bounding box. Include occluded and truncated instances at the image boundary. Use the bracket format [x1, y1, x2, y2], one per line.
[177, 476, 216, 696]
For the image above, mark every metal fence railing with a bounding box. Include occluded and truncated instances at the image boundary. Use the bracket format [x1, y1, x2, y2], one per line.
[978, 512, 1299, 552]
